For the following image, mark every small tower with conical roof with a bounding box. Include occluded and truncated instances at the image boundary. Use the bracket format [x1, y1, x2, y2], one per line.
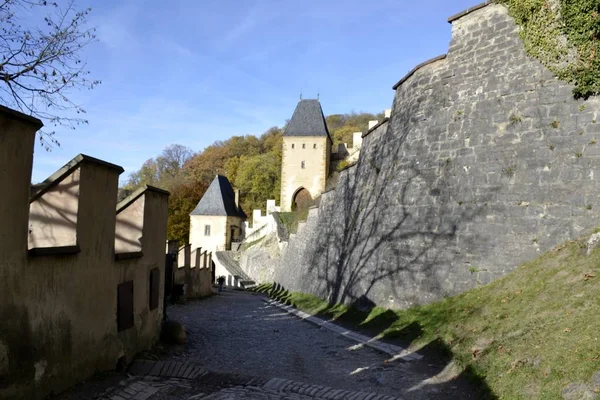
[189, 175, 246, 252]
[280, 99, 332, 212]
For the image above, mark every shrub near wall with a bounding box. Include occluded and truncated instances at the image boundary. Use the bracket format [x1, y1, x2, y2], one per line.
[497, 0, 600, 98]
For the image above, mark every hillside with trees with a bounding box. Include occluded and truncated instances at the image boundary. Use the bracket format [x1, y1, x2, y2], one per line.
[121, 111, 384, 244]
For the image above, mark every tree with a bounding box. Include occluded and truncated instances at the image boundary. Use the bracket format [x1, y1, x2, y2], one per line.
[167, 179, 208, 244]
[0, 0, 99, 148]
[184, 135, 265, 184]
[233, 152, 281, 212]
[121, 144, 194, 199]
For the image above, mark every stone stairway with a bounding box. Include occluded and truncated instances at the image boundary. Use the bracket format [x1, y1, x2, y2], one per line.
[214, 251, 256, 289]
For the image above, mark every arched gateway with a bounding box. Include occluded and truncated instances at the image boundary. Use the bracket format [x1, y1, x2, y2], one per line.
[292, 187, 313, 211]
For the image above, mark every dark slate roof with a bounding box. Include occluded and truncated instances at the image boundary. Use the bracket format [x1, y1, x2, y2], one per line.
[284, 99, 332, 143]
[190, 175, 247, 218]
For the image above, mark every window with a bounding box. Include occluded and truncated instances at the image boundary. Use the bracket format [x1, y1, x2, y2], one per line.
[301, 161, 306, 169]
[117, 281, 134, 331]
[313, 144, 317, 149]
[204, 225, 211, 236]
[291, 144, 295, 149]
[302, 143, 306, 149]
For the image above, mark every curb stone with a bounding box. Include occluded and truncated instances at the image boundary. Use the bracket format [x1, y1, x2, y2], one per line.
[123, 360, 405, 400]
[263, 298, 423, 362]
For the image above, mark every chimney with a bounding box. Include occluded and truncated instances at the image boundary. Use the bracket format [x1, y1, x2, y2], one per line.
[234, 189, 240, 209]
[368, 120, 379, 130]
[385, 109, 392, 118]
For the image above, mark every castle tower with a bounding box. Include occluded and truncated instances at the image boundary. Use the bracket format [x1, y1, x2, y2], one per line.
[280, 99, 332, 212]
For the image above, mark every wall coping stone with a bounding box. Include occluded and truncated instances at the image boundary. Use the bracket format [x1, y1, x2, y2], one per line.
[115, 251, 144, 261]
[447, 1, 492, 23]
[362, 118, 389, 138]
[392, 54, 447, 90]
[31, 154, 124, 202]
[28, 244, 81, 257]
[0, 104, 43, 128]
[116, 185, 170, 214]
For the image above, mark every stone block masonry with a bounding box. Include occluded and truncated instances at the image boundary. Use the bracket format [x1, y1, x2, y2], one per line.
[266, 3, 600, 309]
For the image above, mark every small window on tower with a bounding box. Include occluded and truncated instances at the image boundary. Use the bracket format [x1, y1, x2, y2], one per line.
[313, 144, 317, 149]
[301, 161, 306, 169]
[302, 143, 306, 149]
[291, 144, 295, 149]
[205, 225, 211, 236]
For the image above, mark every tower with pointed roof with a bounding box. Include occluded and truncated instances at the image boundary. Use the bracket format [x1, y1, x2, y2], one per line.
[189, 175, 246, 253]
[280, 99, 333, 212]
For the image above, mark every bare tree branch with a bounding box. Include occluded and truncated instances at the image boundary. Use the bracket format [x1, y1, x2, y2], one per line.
[0, 0, 99, 149]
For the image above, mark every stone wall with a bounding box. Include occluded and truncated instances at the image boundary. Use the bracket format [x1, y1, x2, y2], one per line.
[261, 3, 600, 309]
[0, 106, 170, 400]
[174, 244, 213, 299]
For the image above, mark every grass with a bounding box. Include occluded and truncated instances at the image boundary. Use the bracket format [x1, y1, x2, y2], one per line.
[241, 236, 265, 251]
[252, 233, 600, 399]
[276, 208, 309, 234]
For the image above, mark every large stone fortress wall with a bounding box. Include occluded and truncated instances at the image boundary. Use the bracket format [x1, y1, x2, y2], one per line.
[271, 2, 600, 309]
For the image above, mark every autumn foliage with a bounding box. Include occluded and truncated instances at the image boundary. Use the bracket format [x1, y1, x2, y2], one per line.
[122, 112, 383, 243]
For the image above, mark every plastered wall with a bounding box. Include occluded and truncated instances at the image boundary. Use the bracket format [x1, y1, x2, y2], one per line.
[280, 136, 331, 211]
[0, 107, 169, 400]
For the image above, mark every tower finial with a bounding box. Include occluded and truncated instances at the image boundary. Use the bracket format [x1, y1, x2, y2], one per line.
[317, 90, 320, 100]
[300, 91, 302, 100]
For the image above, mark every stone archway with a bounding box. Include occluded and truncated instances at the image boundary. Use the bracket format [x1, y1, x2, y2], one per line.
[292, 187, 313, 211]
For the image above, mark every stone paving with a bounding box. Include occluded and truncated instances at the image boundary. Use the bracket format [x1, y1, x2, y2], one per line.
[53, 290, 479, 400]
[263, 299, 423, 362]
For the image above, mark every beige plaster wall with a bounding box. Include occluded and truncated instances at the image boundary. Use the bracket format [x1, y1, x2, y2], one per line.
[190, 215, 227, 253]
[0, 111, 169, 400]
[280, 136, 330, 211]
[0, 110, 39, 398]
[174, 247, 212, 299]
[28, 169, 80, 250]
[4, 161, 123, 400]
[115, 195, 144, 254]
[114, 189, 168, 359]
[190, 215, 243, 252]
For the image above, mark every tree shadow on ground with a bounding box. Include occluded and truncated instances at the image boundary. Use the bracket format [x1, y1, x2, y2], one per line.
[406, 338, 498, 400]
[256, 286, 498, 399]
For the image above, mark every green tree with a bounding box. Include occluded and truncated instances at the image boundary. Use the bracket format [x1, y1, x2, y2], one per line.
[120, 144, 194, 200]
[234, 152, 281, 212]
[167, 179, 208, 244]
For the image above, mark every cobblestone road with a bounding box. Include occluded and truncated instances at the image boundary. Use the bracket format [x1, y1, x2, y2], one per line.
[54, 290, 480, 400]
[160, 290, 472, 399]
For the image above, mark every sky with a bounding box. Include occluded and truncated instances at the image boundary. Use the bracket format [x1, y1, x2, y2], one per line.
[29, 0, 477, 184]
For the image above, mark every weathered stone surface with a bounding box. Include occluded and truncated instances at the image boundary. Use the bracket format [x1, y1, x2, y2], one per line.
[561, 382, 596, 400]
[586, 233, 600, 255]
[246, 3, 600, 310]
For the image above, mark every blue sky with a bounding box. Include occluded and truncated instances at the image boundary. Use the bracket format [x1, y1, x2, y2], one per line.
[30, 0, 477, 183]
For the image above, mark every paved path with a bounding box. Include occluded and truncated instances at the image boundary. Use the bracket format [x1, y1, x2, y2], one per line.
[54, 290, 480, 400]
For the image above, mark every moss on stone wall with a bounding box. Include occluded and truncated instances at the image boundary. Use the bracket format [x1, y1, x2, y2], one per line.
[497, 0, 600, 98]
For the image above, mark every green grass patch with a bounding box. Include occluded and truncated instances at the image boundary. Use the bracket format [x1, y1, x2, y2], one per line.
[241, 236, 265, 251]
[256, 233, 600, 399]
[276, 208, 309, 234]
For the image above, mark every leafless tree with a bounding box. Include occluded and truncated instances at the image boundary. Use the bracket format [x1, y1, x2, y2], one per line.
[0, 0, 99, 148]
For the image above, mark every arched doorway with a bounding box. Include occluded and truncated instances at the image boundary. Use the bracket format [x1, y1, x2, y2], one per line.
[292, 187, 313, 211]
